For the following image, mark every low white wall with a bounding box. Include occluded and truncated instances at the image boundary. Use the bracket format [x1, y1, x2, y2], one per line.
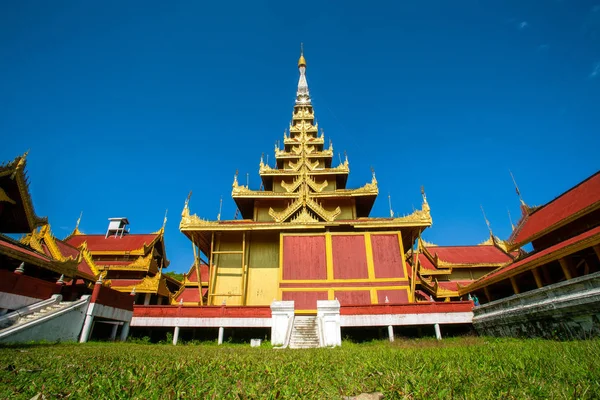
[341, 312, 473, 327]
[0, 298, 90, 344]
[88, 303, 132, 322]
[131, 317, 271, 328]
[0, 291, 43, 311]
[270, 301, 294, 346]
[317, 300, 341, 347]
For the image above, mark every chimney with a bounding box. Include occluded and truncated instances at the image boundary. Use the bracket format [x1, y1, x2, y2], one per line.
[105, 217, 130, 238]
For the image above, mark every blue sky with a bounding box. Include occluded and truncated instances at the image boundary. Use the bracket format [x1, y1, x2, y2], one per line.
[2, 1, 599, 273]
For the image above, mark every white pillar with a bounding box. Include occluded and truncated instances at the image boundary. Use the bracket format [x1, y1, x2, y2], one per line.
[157, 296, 163, 305]
[144, 293, 151, 305]
[317, 299, 341, 347]
[79, 315, 94, 343]
[110, 323, 119, 341]
[120, 321, 130, 341]
[434, 323, 442, 340]
[270, 301, 295, 346]
[173, 326, 180, 345]
[218, 327, 224, 345]
[387, 325, 395, 342]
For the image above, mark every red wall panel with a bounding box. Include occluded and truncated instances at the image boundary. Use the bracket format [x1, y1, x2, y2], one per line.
[334, 290, 371, 306]
[332, 235, 369, 279]
[282, 235, 327, 280]
[377, 289, 409, 304]
[371, 234, 406, 279]
[282, 291, 328, 310]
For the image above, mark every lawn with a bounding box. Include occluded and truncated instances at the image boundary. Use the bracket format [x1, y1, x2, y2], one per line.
[0, 337, 598, 399]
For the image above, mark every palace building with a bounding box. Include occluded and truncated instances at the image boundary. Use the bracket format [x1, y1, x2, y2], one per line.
[179, 50, 433, 312]
[2, 49, 598, 345]
[64, 218, 181, 305]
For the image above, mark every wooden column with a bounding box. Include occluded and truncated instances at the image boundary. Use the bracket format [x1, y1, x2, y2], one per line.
[483, 286, 492, 302]
[559, 257, 573, 280]
[593, 245, 600, 263]
[509, 277, 520, 294]
[540, 264, 551, 286]
[532, 268, 543, 288]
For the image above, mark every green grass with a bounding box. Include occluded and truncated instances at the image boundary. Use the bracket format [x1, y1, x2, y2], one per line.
[1, 337, 598, 399]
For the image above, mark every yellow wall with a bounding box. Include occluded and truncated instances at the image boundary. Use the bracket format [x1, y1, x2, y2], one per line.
[211, 231, 280, 306]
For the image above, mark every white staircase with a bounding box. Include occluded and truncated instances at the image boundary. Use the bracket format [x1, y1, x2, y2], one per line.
[289, 316, 320, 349]
[1, 302, 70, 331]
[0, 295, 90, 343]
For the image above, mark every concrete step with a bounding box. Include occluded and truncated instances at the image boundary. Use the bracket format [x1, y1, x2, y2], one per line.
[289, 316, 320, 349]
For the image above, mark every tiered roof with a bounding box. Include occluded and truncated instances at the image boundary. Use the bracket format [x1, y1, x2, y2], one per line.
[180, 50, 432, 254]
[0, 152, 47, 233]
[462, 171, 600, 294]
[413, 235, 513, 299]
[172, 261, 209, 305]
[229, 49, 377, 222]
[64, 226, 179, 297]
[509, 172, 600, 249]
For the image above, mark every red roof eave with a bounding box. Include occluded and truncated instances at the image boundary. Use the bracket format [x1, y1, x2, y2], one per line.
[461, 225, 600, 294]
[510, 172, 600, 248]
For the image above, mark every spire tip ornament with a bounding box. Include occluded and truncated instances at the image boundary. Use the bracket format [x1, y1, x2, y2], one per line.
[298, 42, 306, 67]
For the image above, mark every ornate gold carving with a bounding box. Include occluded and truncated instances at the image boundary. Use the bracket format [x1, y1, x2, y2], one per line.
[290, 208, 319, 223]
[306, 176, 328, 192]
[281, 177, 302, 193]
[269, 198, 303, 223]
[288, 159, 302, 171]
[421, 239, 437, 247]
[306, 198, 341, 221]
[305, 159, 319, 171]
[0, 153, 47, 230]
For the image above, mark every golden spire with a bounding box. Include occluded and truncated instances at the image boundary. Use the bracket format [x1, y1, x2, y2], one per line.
[75, 211, 83, 230]
[480, 205, 494, 240]
[298, 43, 307, 67]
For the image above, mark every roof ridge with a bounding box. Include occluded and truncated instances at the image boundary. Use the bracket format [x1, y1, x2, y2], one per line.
[527, 170, 600, 217]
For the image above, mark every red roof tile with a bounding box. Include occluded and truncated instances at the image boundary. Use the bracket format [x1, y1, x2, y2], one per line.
[186, 263, 209, 283]
[54, 239, 96, 279]
[511, 172, 600, 246]
[66, 234, 159, 252]
[0, 237, 52, 263]
[418, 253, 436, 270]
[176, 287, 203, 303]
[425, 245, 512, 265]
[467, 225, 600, 290]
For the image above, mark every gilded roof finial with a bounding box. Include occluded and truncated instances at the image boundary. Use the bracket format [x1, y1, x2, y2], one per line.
[298, 43, 306, 67]
[421, 186, 430, 213]
[217, 196, 223, 221]
[182, 191, 192, 217]
[11, 150, 29, 179]
[75, 211, 83, 230]
[233, 170, 239, 187]
[507, 208, 515, 231]
[480, 205, 494, 239]
[510, 170, 529, 214]
[370, 166, 377, 184]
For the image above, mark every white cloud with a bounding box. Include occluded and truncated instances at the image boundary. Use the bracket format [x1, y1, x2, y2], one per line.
[590, 62, 600, 78]
[537, 44, 550, 51]
[519, 21, 529, 29]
